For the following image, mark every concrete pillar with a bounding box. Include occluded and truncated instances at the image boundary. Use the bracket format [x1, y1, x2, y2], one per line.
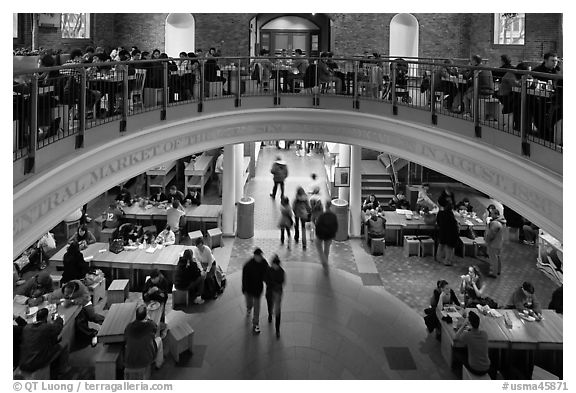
[222, 144, 236, 236]
[349, 145, 362, 237]
[235, 143, 244, 203]
[338, 144, 350, 201]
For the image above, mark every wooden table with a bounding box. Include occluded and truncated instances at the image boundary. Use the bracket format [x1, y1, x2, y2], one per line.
[13, 298, 81, 349]
[512, 86, 554, 98]
[97, 301, 164, 344]
[146, 161, 177, 196]
[437, 307, 562, 370]
[122, 203, 222, 230]
[184, 154, 214, 198]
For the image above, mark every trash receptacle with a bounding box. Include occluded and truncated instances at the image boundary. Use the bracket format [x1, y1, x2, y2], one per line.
[331, 198, 349, 241]
[237, 197, 255, 239]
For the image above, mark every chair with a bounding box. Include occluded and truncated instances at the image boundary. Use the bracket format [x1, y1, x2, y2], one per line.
[130, 69, 146, 112]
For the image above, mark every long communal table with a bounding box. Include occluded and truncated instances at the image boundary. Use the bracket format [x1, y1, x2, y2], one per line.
[184, 154, 214, 198]
[97, 301, 163, 344]
[437, 307, 562, 375]
[13, 298, 82, 349]
[146, 161, 177, 196]
[122, 203, 222, 231]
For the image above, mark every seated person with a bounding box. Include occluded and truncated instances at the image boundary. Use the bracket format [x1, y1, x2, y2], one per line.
[548, 285, 563, 314]
[124, 305, 164, 370]
[67, 225, 96, 249]
[103, 202, 125, 229]
[156, 225, 175, 246]
[460, 265, 485, 307]
[150, 189, 167, 203]
[115, 187, 132, 206]
[318, 52, 342, 93]
[18, 308, 70, 378]
[192, 237, 215, 269]
[425, 280, 461, 335]
[185, 189, 201, 206]
[454, 311, 492, 378]
[455, 198, 474, 213]
[417, 183, 439, 213]
[462, 54, 494, 116]
[508, 281, 542, 315]
[365, 210, 386, 246]
[142, 269, 170, 304]
[174, 249, 206, 305]
[166, 201, 186, 238]
[166, 185, 185, 206]
[118, 223, 141, 245]
[61, 241, 89, 284]
[49, 280, 105, 346]
[522, 220, 539, 245]
[140, 230, 156, 246]
[362, 194, 380, 212]
[15, 271, 53, 307]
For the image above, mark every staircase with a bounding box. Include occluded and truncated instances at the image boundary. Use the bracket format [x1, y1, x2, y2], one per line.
[360, 160, 396, 203]
[378, 153, 409, 174]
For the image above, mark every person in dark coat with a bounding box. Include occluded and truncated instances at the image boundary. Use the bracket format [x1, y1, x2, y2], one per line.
[19, 308, 70, 378]
[174, 250, 205, 305]
[548, 285, 563, 314]
[424, 280, 461, 336]
[13, 315, 27, 369]
[61, 241, 89, 284]
[265, 254, 286, 338]
[142, 269, 170, 304]
[436, 202, 460, 266]
[15, 271, 53, 306]
[124, 305, 164, 369]
[269, 156, 288, 199]
[438, 186, 456, 209]
[292, 186, 312, 249]
[314, 200, 338, 267]
[242, 248, 268, 334]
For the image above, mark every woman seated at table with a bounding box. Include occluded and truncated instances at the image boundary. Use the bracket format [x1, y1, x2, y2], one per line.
[150, 189, 168, 204]
[174, 249, 206, 305]
[460, 265, 485, 307]
[425, 279, 461, 336]
[431, 59, 460, 112]
[156, 225, 175, 246]
[185, 189, 201, 206]
[362, 194, 380, 212]
[455, 198, 474, 214]
[116, 187, 132, 206]
[140, 230, 156, 246]
[61, 241, 90, 285]
[67, 224, 96, 250]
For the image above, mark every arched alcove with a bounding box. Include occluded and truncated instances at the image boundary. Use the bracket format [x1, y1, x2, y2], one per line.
[165, 13, 195, 57]
[389, 13, 419, 59]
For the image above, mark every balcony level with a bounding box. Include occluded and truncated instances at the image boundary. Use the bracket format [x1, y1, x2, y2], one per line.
[13, 57, 563, 257]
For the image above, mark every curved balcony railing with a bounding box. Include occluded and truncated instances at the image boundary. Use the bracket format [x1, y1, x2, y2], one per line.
[13, 56, 562, 179]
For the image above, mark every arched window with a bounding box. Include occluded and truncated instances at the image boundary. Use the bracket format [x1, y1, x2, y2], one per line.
[494, 13, 525, 45]
[165, 13, 196, 58]
[61, 13, 91, 39]
[389, 13, 419, 59]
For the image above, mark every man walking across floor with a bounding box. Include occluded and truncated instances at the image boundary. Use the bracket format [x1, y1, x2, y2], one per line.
[242, 248, 268, 334]
[269, 156, 288, 199]
[484, 209, 506, 277]
[215, 149, 224, 197]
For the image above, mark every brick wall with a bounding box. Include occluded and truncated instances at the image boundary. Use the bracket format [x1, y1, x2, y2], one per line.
[17, 13, 561, 65]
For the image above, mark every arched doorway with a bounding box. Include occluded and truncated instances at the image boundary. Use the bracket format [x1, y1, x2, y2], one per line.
[389, 13, 419, 59]
[165, 13, 195, 57]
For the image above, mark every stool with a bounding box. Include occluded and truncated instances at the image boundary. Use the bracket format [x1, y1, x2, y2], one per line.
[95, 344, 121, 380]
[532, 366, 559, 380]
[370, 238, 385, 255]
[64, 219, 81, 240]
[89, 277, 106, 305]
[207, 228, 223, 249]
[419, 237, 435, 257]
[404, 236, 420, 257]
[14, 365, 51, 380]
[124, 365, 151, 380]
[100, 227, 117, 243]
[206, 82, 223, 98]
[172, 284, 189, 307]
[107, 279, 130, 306]
[459, 236, 477, 257]
[188, 230, 203, 244]
[166, 319, 195, 363]
[462, 365, 491, 380]
[50, 272, 63, 289]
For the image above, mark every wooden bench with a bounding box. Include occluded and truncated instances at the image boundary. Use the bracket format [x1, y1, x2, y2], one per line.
[462, 365, 491, 380]
[107, 279, 130, 306]
[95, 344, 122, 380]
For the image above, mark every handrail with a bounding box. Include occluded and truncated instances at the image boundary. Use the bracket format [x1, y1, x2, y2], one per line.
[13, 55, 563, 178]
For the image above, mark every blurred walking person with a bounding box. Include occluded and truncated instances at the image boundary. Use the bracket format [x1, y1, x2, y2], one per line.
[269, 156, 288, 199]
[292, 186, 312, 249]
[278, 196, 294, 250]
[315, 200, 338, 267]
[242, 248, 268, 334]
[265, 254, 286, 338]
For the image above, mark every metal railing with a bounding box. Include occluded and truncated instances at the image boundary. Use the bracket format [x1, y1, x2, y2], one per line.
[13, 56, 563, 172]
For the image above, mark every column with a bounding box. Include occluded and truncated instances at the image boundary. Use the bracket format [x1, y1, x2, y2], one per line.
[349, 145, 362, 237]
[235, 143, 245, 203]
[222, 144, 236, 236]
[338, 143, 350, 201]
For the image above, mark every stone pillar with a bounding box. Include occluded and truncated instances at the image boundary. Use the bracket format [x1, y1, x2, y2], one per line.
[222, 144, 236, 236]
[349, 145, 362, 237]
[338, 143, 351, 201]
[235, 143, 245, 203]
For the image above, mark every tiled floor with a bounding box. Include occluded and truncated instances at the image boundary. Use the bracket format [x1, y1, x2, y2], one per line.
[32, 143, 560, 380]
